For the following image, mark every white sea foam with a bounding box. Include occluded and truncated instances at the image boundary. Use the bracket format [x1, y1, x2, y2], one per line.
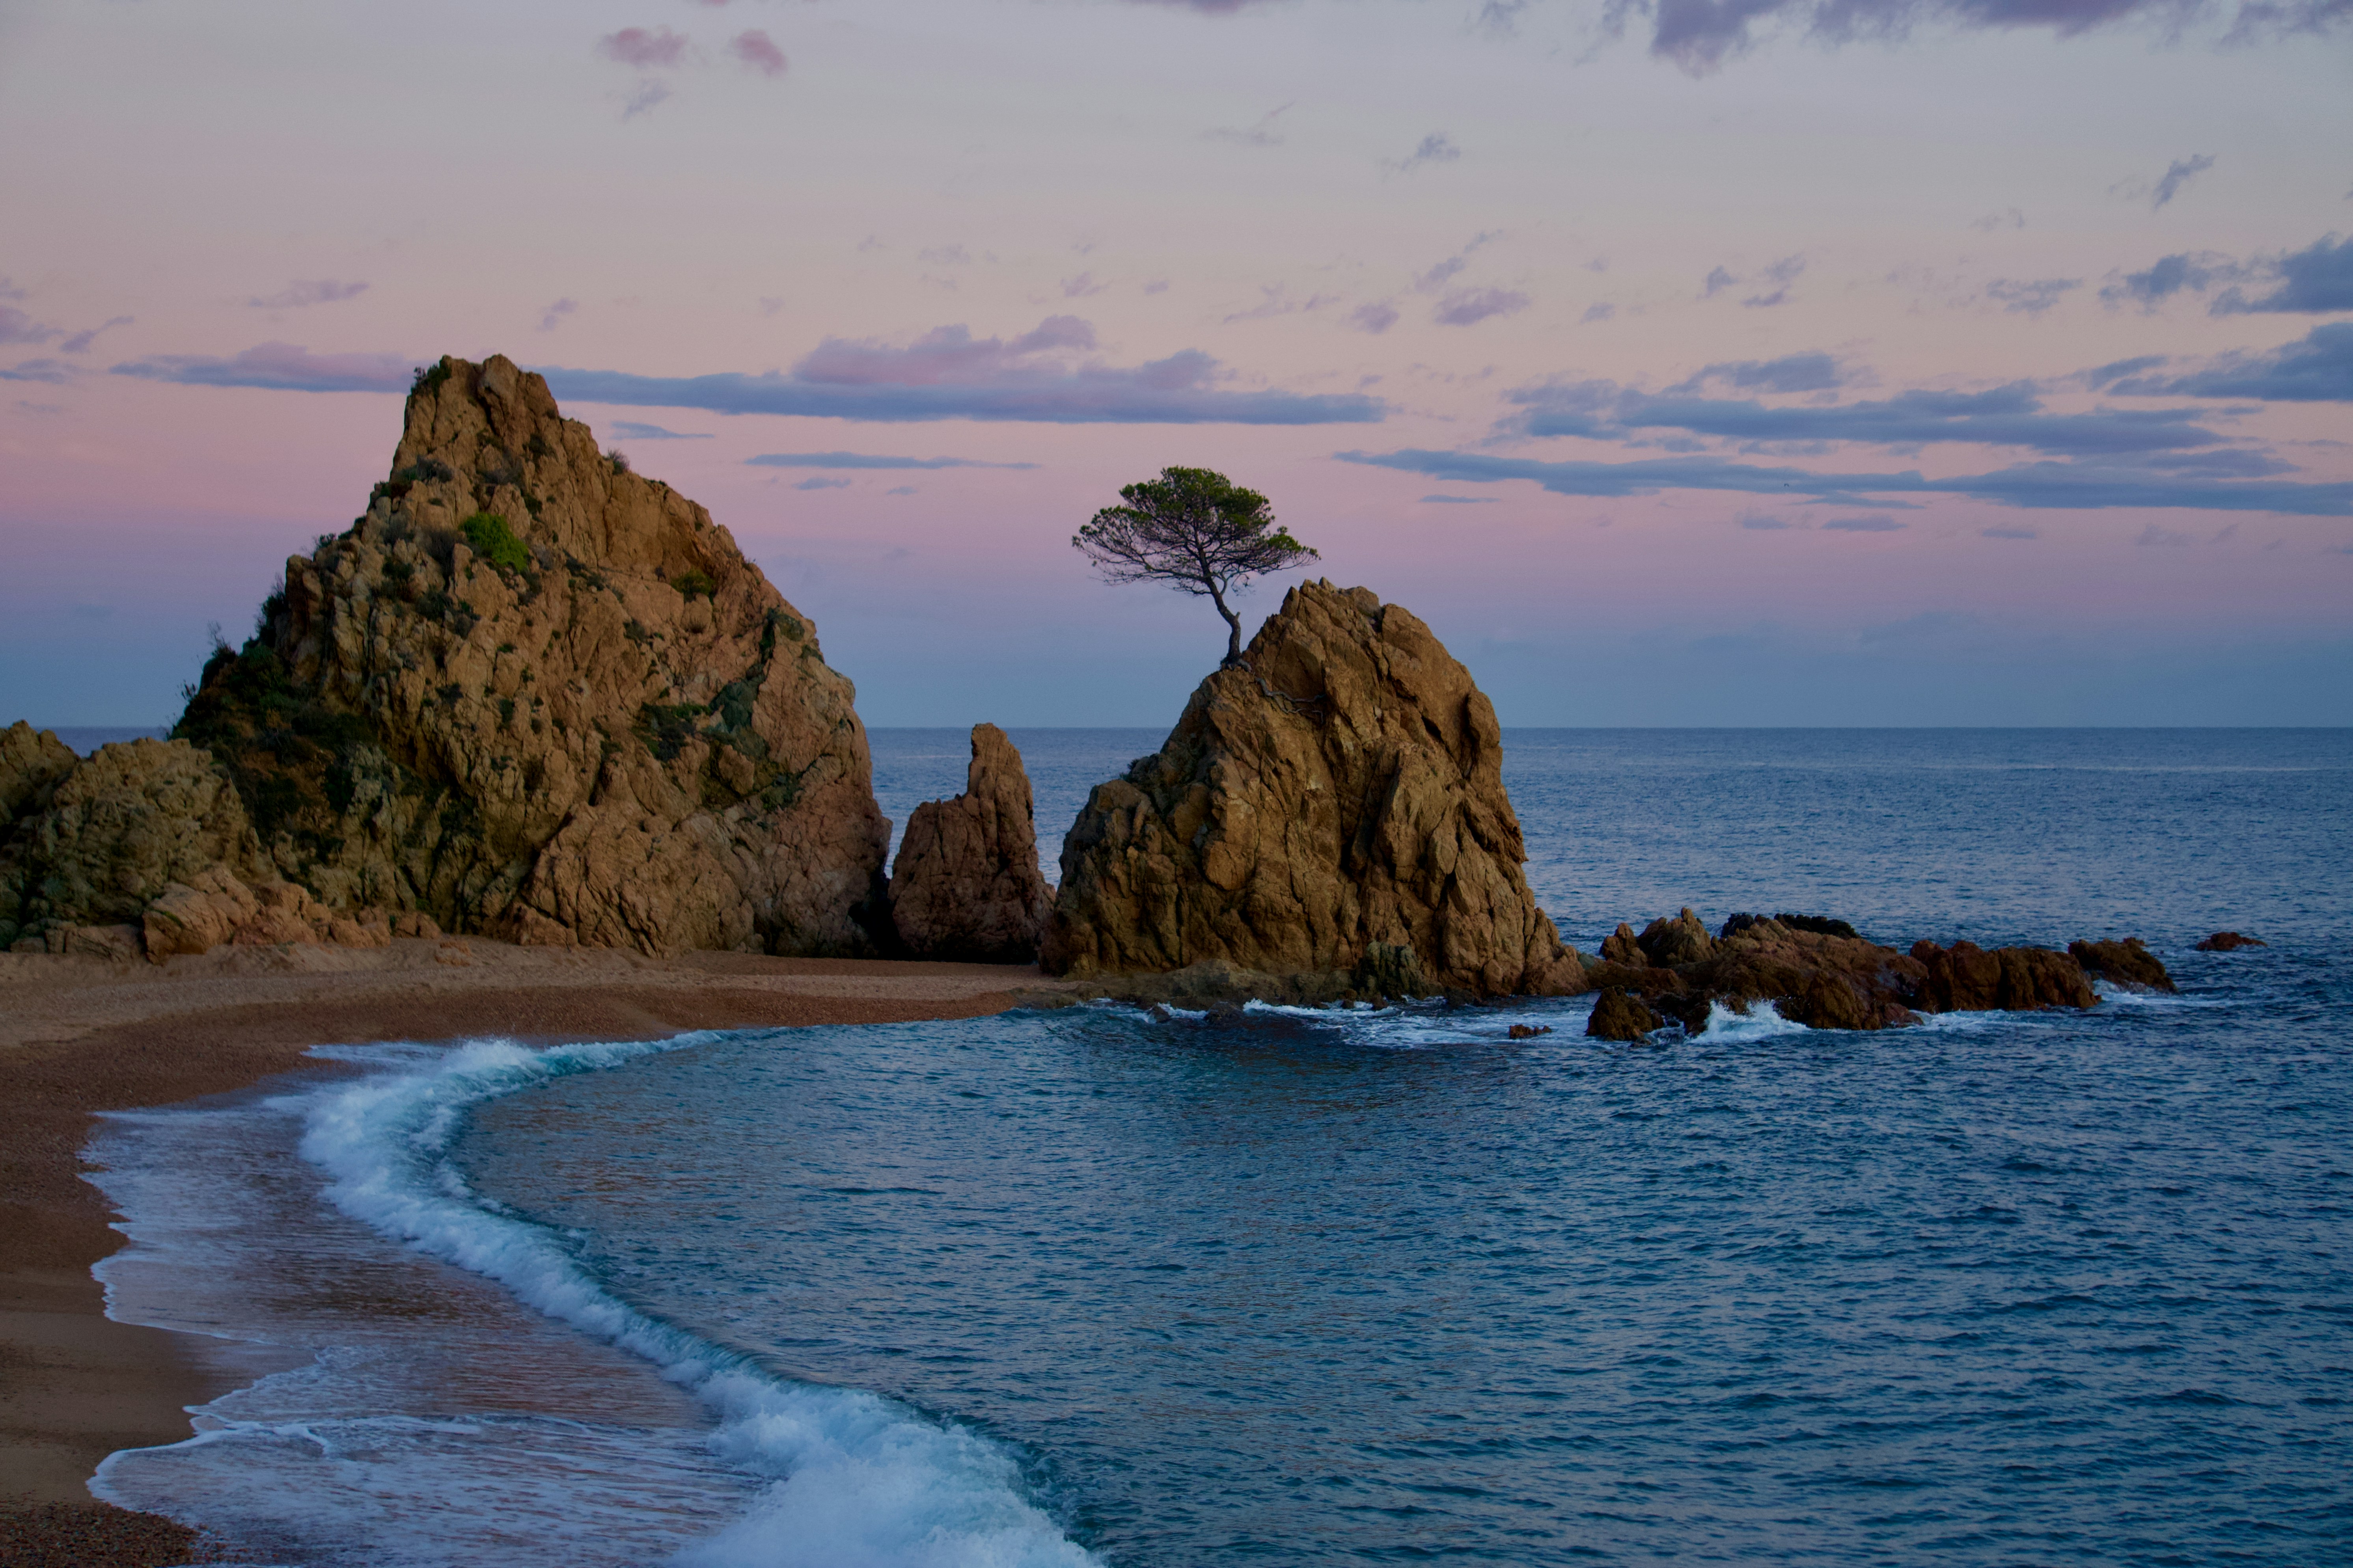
[173, 1033, 1100, 1568]
[1695, 999, 1811, 1040]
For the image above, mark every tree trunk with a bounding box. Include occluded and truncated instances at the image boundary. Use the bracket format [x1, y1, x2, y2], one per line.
[1209, 586, 1244, 667]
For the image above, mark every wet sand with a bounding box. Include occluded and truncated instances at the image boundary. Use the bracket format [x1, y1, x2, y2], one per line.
[0, 935, 1066, 1564]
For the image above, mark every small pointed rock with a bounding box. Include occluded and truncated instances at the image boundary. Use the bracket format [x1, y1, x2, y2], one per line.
[888, 724, 1053, 963]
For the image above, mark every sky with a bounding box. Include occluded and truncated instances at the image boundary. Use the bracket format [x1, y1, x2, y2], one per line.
[1, 0, 2348, 728]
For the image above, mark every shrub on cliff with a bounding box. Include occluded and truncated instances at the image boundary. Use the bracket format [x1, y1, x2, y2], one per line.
[460, 511, 532, 575]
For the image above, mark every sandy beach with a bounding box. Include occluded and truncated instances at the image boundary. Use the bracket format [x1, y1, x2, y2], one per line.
[0, 935, 1065, 1565]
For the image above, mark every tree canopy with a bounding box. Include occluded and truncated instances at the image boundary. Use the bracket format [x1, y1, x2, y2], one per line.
[1072, 466, 1319, 667]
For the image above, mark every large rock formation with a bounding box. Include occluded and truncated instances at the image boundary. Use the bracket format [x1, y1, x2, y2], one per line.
[888, 724, 1053, 962]
[1041, 580, 1585, 998]
[15, 355, 889, 957]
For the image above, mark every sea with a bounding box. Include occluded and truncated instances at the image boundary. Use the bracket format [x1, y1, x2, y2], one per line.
[82, 729, 2352, 1566]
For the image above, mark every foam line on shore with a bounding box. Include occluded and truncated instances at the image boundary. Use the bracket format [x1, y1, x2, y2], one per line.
[292, 1033, 1101, 1568]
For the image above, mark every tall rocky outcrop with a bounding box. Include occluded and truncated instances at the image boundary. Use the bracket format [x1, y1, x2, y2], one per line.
[1041, 580, 1585, 997]
[16, 354, 889, 957]
[887, 724, 1053, 963]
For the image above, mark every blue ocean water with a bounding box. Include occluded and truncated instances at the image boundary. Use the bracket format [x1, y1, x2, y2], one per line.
[86, 730, 2353, 1566]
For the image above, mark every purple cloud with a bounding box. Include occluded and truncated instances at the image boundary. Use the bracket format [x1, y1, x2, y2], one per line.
[1987, 277, 2081, 316]
[1667, 352, 1848, 393]
[1433, 287, 1531, 326]
[542, 316, 1384, 424]
[2150, 153, 2215, 210]
[794, 476, 852, 490]
[1339, 447, 2353, 514]
[1822, 513, 1905, 531]
[1631, 0, 2348, 76]
[2214, 233, 2353, 315]
[0, 358, 75, 384]
[249, 280, 369, 310]
[1349, 301, 1400, 334]
[539, 298, 578, 332]
[110, 342, 413, 393]
[2089, 323, 2353, 402]
[1701, 265, 1736, 298]
[1389, 133, 1462, 173]
[608, 420, 712, 440]
[1510, 376, 2232, 456]
[56, 315, 134, 355]
[747, 451, 1038, 469]
[0, 305, 58, 346]
[728, 29, 787, 76]
[1743, 255, 1805, 308]
[599, 27, 688, 68]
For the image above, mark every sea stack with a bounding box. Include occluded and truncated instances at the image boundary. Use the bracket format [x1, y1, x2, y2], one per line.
[1041, 579, 1586, 998]
[7, 354, 891, 958]
[888, 724, 1054, 962]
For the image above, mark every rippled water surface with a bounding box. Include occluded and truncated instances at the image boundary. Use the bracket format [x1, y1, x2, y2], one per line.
[93, 730, 2352, 1565]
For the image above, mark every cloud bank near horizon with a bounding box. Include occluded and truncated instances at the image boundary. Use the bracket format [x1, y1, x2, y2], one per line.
[104, 320, 1387, 426]
[1338, 448, 2353, 515]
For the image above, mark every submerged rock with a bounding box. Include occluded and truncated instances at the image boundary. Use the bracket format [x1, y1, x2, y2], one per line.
[140, 354, 891, 955]
[2067, 937, 2178, 993]
[1041, 580, 1586, 998]
[888, 724, 1054, 963]
[2195, 931, 2265, 952]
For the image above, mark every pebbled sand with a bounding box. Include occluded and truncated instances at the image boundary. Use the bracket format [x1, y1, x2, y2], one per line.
[0, 936, 1069, 1563]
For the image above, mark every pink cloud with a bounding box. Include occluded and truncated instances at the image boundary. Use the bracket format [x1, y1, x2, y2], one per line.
[728, 29, 787, 76]
[598, 27, 688, 69]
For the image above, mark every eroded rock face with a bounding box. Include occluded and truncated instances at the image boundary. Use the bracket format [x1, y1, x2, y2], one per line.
[162, 354, 889, 955]
[1041, 580, 1585, 997]
[888, 724, 1053, 963]
[0, 722, 78, 834]
[16, 739, 265, 926]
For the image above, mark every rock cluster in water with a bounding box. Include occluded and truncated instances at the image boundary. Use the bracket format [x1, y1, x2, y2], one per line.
[3, 356, 890, 957]
[888, 724, 1053, 963]
[1041, 579, 1587, 1000]
[1580, 908, 2174, 1039]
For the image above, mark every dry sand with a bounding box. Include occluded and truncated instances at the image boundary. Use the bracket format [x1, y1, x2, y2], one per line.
[0, 935, 1071, 1564]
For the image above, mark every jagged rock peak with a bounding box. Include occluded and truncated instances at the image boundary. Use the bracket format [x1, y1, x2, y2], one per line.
[888, 724, 1054, 963]
[161, 353, 890, 956]
[1041, 579, 1585, 997]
